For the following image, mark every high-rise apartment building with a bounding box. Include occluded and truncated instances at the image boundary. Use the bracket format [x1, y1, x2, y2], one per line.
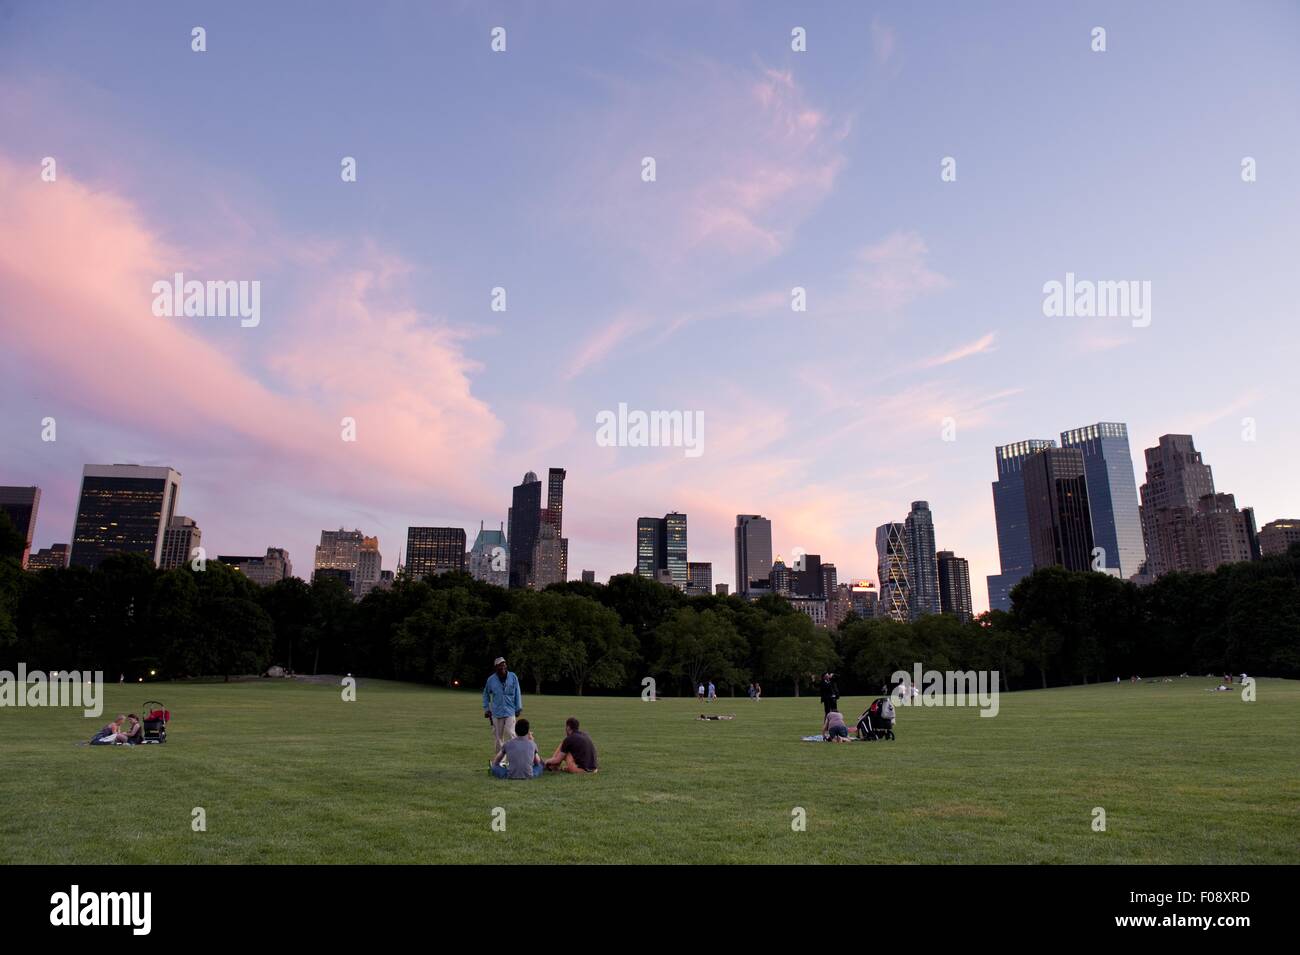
[314, 529, 379, 599]
[532, 523, 565, 589]
[160, 515, 202, 570]
[905, 501, 940, 618]
[734, 515, 773, 596]
[405, 526, 467, 578]
[1139, 434, 1216, 578]
[849, 580, 879, 620]
[581, 569, 596, 585]
[663, 512, 687, 590]
[987, 439, 1056, 612]
[937, 550, 973, 621]
[0, 486, 40, 567]
[70, 465, 181, 569]
[1060, 422, 1145, 579]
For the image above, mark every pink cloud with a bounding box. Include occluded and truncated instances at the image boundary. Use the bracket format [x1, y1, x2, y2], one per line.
[0, 153, 502, 505]
[922, 332, 998, 368]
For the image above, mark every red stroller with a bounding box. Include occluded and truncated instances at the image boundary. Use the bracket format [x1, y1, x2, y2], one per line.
[142, 700, 170, 744]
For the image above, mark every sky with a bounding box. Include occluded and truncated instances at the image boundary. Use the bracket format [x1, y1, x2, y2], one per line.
[2, 1, 1298, 612]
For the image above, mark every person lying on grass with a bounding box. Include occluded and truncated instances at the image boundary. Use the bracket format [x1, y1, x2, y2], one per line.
[490, 718, 544, 779]
[697, 713, 735, 720]
[822, 710, 852, 742]
[544, 717, 599, 774]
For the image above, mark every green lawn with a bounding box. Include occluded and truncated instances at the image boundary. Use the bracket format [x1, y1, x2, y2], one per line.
[1, 676, 1296, 864]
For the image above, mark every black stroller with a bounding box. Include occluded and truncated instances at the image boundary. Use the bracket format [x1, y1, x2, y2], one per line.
[856, 697, 896, 741]
[141, 700, 170, 744]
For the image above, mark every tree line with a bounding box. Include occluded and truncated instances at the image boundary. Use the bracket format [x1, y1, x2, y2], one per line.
[1, 513, 1297, 693]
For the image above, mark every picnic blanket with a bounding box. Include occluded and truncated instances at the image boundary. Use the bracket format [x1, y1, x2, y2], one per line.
[800, 735, 866, 742]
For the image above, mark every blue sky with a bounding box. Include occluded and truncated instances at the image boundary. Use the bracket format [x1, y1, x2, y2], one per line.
[2, 1, 1298, 609]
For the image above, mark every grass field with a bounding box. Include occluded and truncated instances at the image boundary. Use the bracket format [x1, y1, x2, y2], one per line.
[1, 676, 1296, 864]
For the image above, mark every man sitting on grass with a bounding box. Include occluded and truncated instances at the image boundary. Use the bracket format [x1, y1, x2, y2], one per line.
[490, 718, 544, 779]
[544, 717, 599, 774]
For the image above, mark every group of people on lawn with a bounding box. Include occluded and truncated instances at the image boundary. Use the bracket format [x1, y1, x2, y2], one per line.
[90, 713, 142, 745]
[483, 657, 599, 779]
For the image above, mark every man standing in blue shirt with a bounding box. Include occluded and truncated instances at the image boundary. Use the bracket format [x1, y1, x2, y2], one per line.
[483, 656, 523, 755]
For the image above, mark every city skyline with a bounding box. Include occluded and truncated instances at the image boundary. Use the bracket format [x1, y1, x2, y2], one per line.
[3, 5, 1299, 612]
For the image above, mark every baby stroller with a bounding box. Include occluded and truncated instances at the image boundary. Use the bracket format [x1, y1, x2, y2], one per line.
[141, 700, 170, 744]
[856, 697, 896, 741]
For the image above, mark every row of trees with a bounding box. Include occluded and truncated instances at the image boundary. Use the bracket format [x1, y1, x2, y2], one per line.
[2, 511, 1298, 692]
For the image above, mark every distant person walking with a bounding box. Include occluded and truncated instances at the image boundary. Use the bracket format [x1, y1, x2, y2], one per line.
[483, 656, 523, 755]
[697, 683, 706, 702]
[707, 680, 717, 703]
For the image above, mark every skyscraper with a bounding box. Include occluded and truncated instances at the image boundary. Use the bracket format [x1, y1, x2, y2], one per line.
[581, 569, 596, 585]
[468, 521, 509, 587]
[1024, 447, 1094, 572]
[1060, 422, 1145, 579]
[160, 515, 202, 570]
[875, 522, 910, 621]
[405, 526, 467, 578]
[791, 552, 823, 597]
[0, 486, 40, 568]
[663, 512, 687, 589]
[1190, 493, 1255, 571]
[734, 514, 773, 595]
[508, 472, 542, 589]
[905, 501, 940, 618]
[1139, 434, 1218, 578]
[987, 439, 1056, 611]
[543, 468, 568, 581]
[937, 550, 973, 621]
[532, 523, 565, 589]
[636, 517, 664, 579]
[315, 528, 379, 598]
[768, 556, 791, 596]
[70, 465, 181, 569]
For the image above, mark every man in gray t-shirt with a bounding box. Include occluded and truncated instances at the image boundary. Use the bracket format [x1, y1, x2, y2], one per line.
[490, 718, 544, 779]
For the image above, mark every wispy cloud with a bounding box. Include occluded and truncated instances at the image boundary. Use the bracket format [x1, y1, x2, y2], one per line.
[922, 332, 998, 368]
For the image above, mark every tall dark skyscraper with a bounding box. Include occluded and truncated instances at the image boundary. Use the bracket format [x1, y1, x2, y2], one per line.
[875, 522, 910, 621]
[905, 501, 939, 619]
[663, 511, 687, 589]
[791, 552, 823, 597]
[508, 471, 542, 588]
[937, 550, 973, 622]
[0, 486, 40, 568]
[1024, 447, 1095, 572]
[636, 517, 663, 579]
[635, 512, 687, 589]
[1060, 422, 1145, 579]
[405, 526, 467, 578]
[70, 465, 181, 569]
[734, 514, 773, 595]
[987, 439, 1056, 612]
[543, 467, 568, 582]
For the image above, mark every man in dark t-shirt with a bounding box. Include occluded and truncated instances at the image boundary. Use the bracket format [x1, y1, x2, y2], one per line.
[545, 717, 599, 774]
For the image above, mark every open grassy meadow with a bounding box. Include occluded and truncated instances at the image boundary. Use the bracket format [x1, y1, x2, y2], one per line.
[1, 677, 1296, 864]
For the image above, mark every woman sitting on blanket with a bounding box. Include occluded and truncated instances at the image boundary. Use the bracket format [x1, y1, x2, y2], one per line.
[822, 710, 851, 742]
[90, 715, 128, 745]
